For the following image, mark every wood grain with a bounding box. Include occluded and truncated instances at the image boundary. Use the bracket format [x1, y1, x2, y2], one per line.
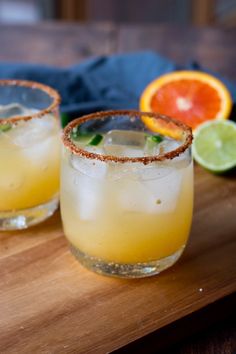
[117, 25, 236, 80]
[57, 0, 87, 21]
[0, 23, 116, 66]
[0, 165, 235, 354]
[192, 0, 215, 26]
[0, 23, 236, 353]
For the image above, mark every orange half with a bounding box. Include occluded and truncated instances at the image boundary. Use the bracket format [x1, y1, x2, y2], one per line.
[140, 71, 232, 133]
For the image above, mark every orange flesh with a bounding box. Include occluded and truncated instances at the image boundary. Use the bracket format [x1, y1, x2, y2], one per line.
[150, 79, 222, 129]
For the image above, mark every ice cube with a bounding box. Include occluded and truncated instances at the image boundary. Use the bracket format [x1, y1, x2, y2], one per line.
[70, 152, 107, 180]
[170, 149, 191, 169]
[159, 138, 191, 169]
[25, 138, 55, 162]
[117, 178, 157, 213]
[0, 103, 36, 118]
[104, 130, 145, 157]
[62, 154, 104, 220]
[137, 163, 175, 180]
[117, 162, 184, 214]
[6, 115, 56, 148]
[144, 139, 161, 156]
[140, 167, 184, 213]
[159, 138, 181, 154]
[143, 135, 180, 157]
[144, 136, 190, 168]
[108, 161, 140, 181]
[75, 174, 102, 220]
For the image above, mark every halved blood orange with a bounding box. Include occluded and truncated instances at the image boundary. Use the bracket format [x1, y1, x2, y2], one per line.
[140, 71, 232, 133]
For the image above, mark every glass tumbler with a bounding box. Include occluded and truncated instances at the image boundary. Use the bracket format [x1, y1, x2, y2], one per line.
[61, 110, 193, 278]
[0, 80, 61, 230]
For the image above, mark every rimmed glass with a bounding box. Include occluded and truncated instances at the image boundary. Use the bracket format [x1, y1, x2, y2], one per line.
[61, 110, 193, 278]
[0, 80, 61, 230]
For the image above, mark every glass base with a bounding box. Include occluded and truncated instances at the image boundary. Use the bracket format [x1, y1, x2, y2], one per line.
[0, 197, 58, 231]
[69, 243, 185, 278]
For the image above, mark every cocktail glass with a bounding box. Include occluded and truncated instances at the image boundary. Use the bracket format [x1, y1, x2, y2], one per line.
[0, 80, 61, 230]
[61, 110, 193, 278]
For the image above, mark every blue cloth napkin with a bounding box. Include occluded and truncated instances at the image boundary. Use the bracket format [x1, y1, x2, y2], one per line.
[0, 51, 235, 126]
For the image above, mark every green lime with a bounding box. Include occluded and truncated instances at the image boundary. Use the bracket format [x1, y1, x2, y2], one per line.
[192, 120, 236, 172]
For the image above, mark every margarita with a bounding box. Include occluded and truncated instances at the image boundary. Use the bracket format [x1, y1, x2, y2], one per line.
[0, 81, 61, 230]
[61, 111, 193, 278]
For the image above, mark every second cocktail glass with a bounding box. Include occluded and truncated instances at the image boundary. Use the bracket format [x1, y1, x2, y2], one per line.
[0, 80, 61, 230]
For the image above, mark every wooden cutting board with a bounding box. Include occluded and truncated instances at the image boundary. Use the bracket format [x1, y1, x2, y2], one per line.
[0, 164, 235, 354]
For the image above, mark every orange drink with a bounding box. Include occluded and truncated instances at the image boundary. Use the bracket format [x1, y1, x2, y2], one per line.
[61, 111, 193, 278]
[0, 80, 61, 230]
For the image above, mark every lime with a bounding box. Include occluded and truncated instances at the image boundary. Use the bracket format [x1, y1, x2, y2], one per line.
[192, 120, 236, 172]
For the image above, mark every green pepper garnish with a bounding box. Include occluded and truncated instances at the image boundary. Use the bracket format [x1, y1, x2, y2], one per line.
[146, 134, 163, 143]
[0, 123, 11, 133]
[71, 126, 103, 146]
[88, 134, 103, 146]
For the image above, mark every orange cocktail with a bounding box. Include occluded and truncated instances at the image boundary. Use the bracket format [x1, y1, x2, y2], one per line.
[61, 111, 193, 278]
[0, 80, 61, 230]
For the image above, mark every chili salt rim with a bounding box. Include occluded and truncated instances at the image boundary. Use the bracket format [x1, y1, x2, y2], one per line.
[0, 79, 61, 124]
[62, 110, 193, 164]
